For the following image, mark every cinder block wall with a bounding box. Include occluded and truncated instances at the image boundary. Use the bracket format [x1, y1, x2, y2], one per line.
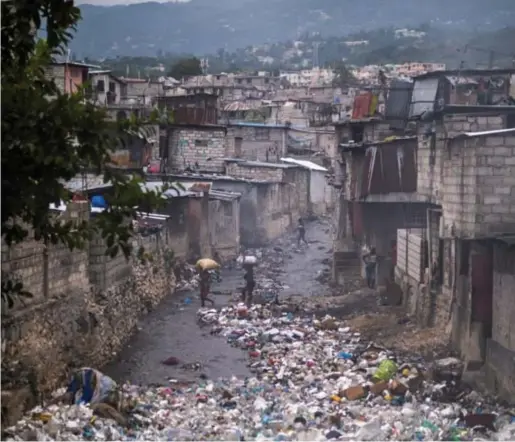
[168, 127, 226, 172]
[441, 134, 515, 238]
[225, 162, 284, 182]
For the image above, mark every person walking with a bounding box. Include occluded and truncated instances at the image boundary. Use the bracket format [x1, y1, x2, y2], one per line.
[199, 269, 215, 307]
[241, 264, 256, 307]
[297, 218, 308, 246]
[363, 247, 377, 289]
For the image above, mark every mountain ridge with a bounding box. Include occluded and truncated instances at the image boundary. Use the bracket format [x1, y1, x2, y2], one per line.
[71, 0, 515, 57]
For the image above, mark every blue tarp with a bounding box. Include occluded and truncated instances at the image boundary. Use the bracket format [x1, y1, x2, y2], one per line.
[91, 195, 107, 208]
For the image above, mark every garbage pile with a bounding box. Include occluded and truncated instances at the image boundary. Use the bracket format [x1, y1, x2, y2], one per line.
[173, 262, 199, 292]
[5, 305, 515, 441]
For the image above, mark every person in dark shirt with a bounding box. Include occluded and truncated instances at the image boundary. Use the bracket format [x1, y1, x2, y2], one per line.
[199, 269, 215, 307]
[241, 264, 256, 307]
[363, 247, 377, 289]
[297, 218, 308, 246]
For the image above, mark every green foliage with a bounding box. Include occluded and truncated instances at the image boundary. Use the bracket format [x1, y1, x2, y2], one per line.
[1, 0, 175, 307]
[167, 57, 202, 80]
[332, 61, 357, 88]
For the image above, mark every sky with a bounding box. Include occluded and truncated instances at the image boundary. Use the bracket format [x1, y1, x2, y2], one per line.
[75, 0, 189, 4]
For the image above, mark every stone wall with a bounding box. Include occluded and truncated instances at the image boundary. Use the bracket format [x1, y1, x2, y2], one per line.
[168, 126, 226, 172]
[225, 125, 287, 162]
[1, 204, 176, 425]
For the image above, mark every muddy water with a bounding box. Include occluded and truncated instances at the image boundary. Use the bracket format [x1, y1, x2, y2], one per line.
[103, 219, 333, 385]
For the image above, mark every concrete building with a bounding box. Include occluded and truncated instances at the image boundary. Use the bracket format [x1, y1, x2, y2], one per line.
[280, 157, 330, 216]
[46, 61, 100, 95]
[88, 70, 127, 105]
[410, 111, 515, 400]
[224, 160, 310, 245]
[153, 169, 309, 247]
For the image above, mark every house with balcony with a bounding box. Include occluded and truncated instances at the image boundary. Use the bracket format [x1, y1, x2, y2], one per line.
[88, 70, 127, 106]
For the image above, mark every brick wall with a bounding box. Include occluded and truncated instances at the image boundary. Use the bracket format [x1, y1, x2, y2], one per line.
[441, 133, 515, 238]
[225, 162, 285, 182]
[168, 126, 226, 172]
[1, 204, 176, 419]
[225, 126, 287, 162]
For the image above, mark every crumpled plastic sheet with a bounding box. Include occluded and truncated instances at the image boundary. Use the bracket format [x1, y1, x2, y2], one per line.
[5, 305, 515, 441]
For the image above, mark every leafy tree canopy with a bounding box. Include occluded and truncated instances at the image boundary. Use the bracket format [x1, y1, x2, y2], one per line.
[1, 0, 171, 307]
[167, 57, 202, 80]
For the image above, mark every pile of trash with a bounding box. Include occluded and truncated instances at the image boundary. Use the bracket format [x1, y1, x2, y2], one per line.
[5, 305, 515, 441]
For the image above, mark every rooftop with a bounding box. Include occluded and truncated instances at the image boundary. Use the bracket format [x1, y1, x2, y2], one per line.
[413, 68, 515, 81]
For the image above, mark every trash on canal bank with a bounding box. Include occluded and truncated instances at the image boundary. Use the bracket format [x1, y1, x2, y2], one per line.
[4, 304, 514, 441]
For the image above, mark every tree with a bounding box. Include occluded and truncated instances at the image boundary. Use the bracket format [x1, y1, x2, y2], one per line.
[1, 0, 170, 307]
[332, 61, 357, 88]
[167, 57, 202, 80]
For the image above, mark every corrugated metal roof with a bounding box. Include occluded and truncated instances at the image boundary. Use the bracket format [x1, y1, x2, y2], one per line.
[280, 157, 328, 171]
[141, 182, 199, 198]
[385, 79, 413, 129]
[461, 128, 515, 138]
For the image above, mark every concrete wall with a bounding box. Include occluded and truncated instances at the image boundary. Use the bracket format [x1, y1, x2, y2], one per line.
[1, 203, 176, 421]
[485, 242, 515, 399]
[209, 197, 241, 260]
[310, 170, 327, 215]
[225, 125, 287, 162]
[440, 133, 515, 238]
[168, 126, 226, 172]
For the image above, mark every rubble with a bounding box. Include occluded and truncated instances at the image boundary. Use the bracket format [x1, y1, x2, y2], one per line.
[5, 304, 514, 441]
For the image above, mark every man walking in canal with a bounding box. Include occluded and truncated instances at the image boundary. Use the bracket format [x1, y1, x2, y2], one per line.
[297, 218, 308, 246]
[241, 264, 256, 307]
[199, 269, 215, 307]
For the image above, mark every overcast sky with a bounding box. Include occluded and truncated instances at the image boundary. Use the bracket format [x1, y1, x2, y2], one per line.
[75, 0, 189, 5]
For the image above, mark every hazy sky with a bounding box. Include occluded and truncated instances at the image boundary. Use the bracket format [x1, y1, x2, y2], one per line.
[75, 0, 189, 4]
